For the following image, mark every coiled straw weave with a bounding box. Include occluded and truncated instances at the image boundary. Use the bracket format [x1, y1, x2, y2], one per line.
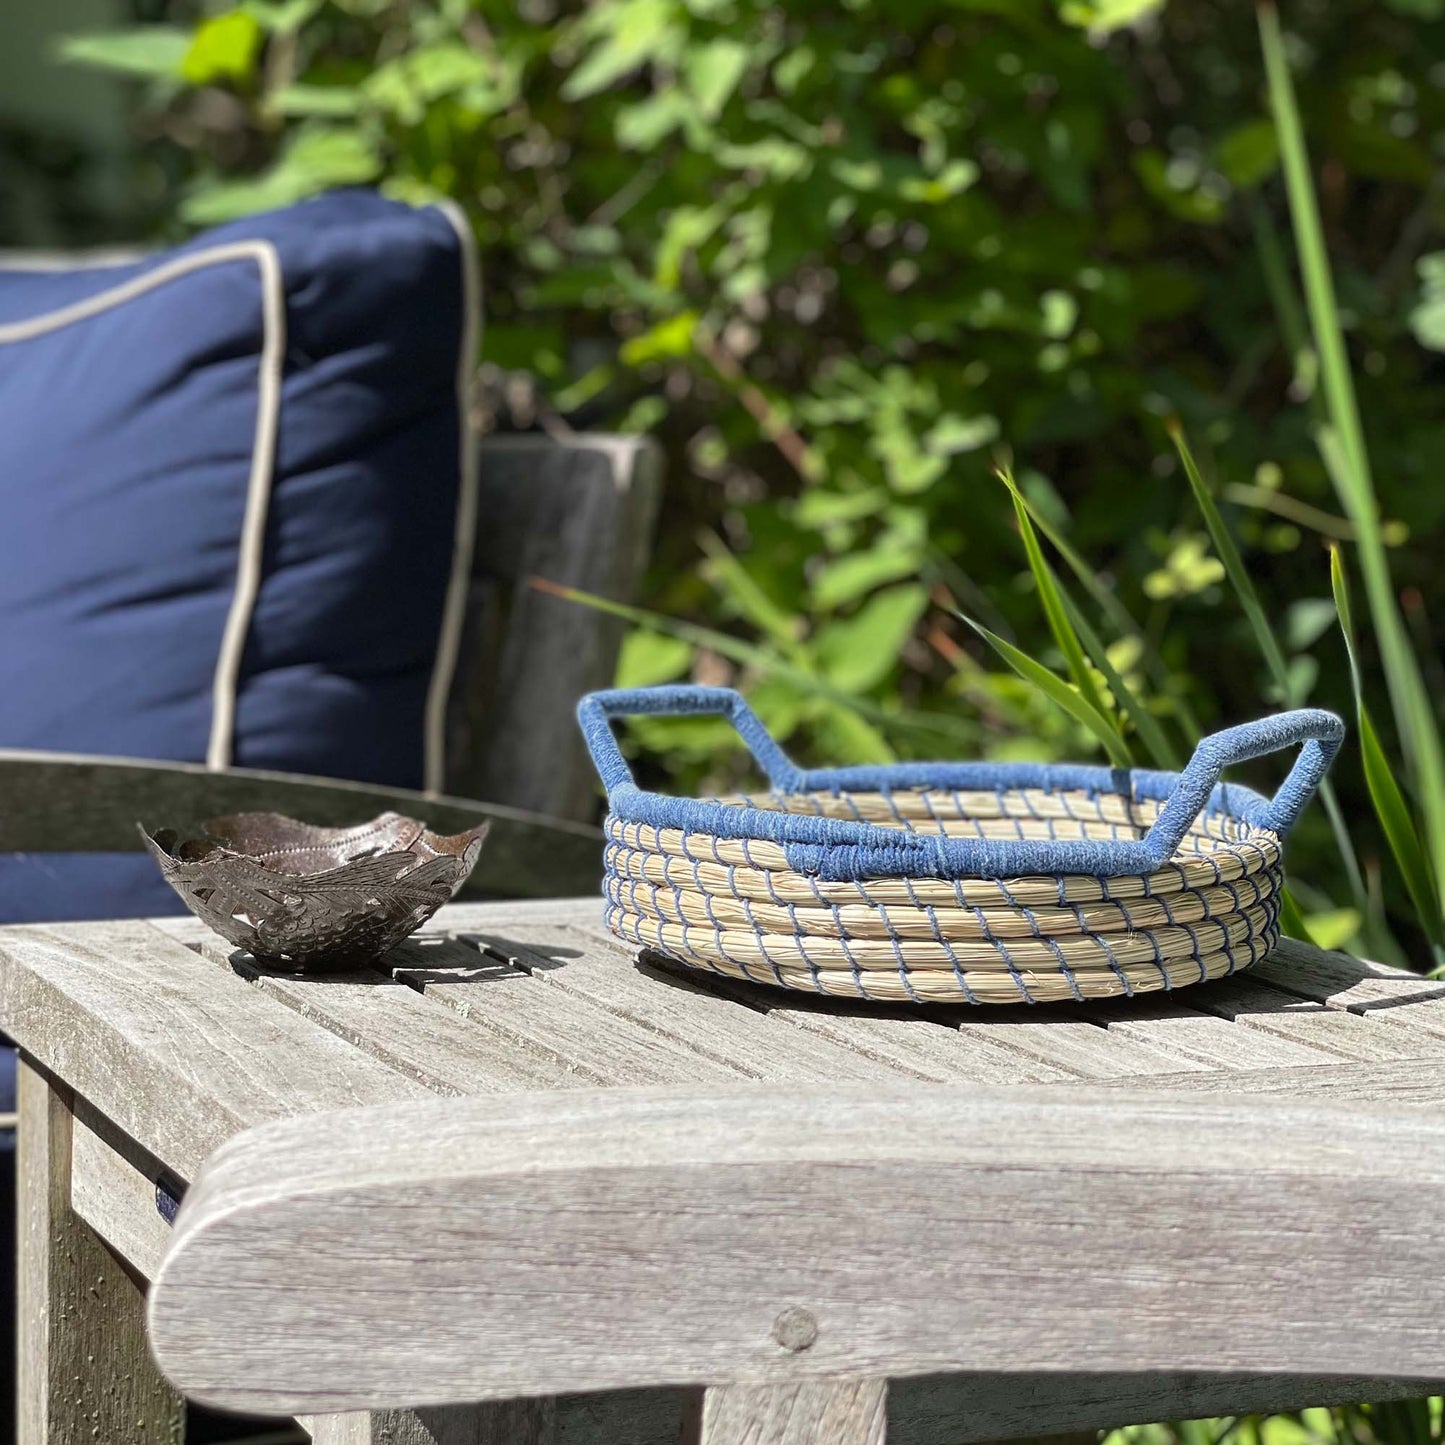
[603, 788, 1283, 1004]
[578, 687, 1346, 1007]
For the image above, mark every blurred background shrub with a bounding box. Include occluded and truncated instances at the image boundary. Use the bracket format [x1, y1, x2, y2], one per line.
[4, 0, 1444, 969]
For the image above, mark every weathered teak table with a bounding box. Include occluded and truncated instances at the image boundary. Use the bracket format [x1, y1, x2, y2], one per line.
[6, 899, 1445, 1444]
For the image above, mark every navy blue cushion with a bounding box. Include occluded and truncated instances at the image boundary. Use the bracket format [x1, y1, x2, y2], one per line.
[0, 190, 477, 922]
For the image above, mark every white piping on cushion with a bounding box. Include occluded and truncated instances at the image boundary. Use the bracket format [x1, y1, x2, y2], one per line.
[423, 199, 483, 796]
[0, 247, 149, 271]
[0, 240, 286, 772]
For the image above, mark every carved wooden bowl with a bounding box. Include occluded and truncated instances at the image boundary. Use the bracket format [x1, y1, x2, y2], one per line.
[141, 811, 489, 972]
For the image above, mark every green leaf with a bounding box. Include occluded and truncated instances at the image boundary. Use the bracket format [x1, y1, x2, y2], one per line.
[1142, 535, 1226, 600]
[1409, 252, 1445, 353]
[1299, 907, 1361, 953]
[267, 84, 363, 118]
[924, 413, 999, 456]
[1216, 119, 1279, 189]
[698, 531, 803, 651]
[616, 91, 691, 150]
[242, 0, 322, 31]
[1276, 886, 1313, 944]
[811, 700, 895, 765]
[532, 578, 975, 750]
[1063, 590, 1181, 770]
[1331, 545, 1443, 943]
[713, 137, 811, 179]
[619, 310, 698, 366]
[364, 44, 515, 124]
[957, 613, 1135, 769]
[1005, 481, 1202, 743]
[685, 38, 749, 120]
[1132, 149, 1226, 225]
[1057, 0, 1164, 32]
[616, 630, 692, 688]
[56, 27, 190, 80]
[1284, 597, 1337, 652]
[180, 11, 263, 87]
[815, 585, 929, 694]
[897, 158, 979, 203]
[811, 545, 922, 610]
[793, 489, 887, 529]
[181, 125, 381, 224]
[561, 0, 679, 101]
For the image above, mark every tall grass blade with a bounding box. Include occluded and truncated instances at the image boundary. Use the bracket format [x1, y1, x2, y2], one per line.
[955, 610, 1134, 768]
[1172, 420, 1368, 914]
[1169, 421, 1292, 696]
[1062, 590, 1182, 770]
[531, 576, 977, 749]
[1006, 483, 1202, 742]
[1261, 2, 1445, 905]
[1000, 473, 1178, 768]
[1331, 548, 1444, 946]
[1000, 468, 1123, 743]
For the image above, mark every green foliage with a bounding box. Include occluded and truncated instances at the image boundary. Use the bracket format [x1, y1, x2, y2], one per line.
[56, 27, 191, 79]
[73, 0, 1445, 966]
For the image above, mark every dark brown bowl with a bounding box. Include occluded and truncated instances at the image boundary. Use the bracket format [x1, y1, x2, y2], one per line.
[141, 811, 489, 972]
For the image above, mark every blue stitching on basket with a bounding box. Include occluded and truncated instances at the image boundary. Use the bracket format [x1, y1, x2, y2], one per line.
[1141, 913, 1172, 990]
[993, 935, 1034, 1004]
[1179, 917, 1210, 985]
[834, 932, 866, 999]
[921, 900, 979, 1004]
[887, 931, 923, 1003]
[739, 896, 786, 986]
[1094, 932, 1135, 997]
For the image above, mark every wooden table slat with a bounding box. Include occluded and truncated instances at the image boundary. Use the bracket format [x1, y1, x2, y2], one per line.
[161, 920, 589, 1096]
[1252, 936, 1445, 1037]
[1185, 976, 1434, 1060]
[949, 1009, 1213, 1078]
[478, 924, 913, 1083]
[1081, 997, 1343, 1069]
[388, 936, 753, 1086]
[0, 920, 427, 1177]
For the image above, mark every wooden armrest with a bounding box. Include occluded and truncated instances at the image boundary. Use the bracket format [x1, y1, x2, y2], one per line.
[148, 1083, 1445, 1415]
[0, 748, 600, 898]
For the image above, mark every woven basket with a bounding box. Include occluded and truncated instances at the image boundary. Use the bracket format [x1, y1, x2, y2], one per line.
[578, 687, 1345, 1005]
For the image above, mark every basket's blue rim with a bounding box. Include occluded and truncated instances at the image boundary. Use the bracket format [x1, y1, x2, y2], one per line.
[578, 686, 1345, 882]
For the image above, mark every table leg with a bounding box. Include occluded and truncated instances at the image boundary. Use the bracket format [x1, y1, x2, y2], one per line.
[689, 1380, 888, 1445]
[305, 1402, 556, 1444]
[684, 1375, 884, 1445]
[17, 1058, 183, 1445]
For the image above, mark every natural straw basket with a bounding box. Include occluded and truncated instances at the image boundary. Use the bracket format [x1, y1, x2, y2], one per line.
[578, 687, 1345, 1005]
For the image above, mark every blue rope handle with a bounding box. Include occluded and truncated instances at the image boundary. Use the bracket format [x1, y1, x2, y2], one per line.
[578, 686, 1345, 878]
[1139, 708, 1345, 862]
[577, 686, 805, 797]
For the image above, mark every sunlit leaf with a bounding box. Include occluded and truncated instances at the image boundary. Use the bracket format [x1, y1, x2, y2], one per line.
[815, 585, 928, 694]
[685, 38, 749, 120]
[56, 27, 190, 79]
[619, 310, 698, 366]
[180, 12, 263, 87]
